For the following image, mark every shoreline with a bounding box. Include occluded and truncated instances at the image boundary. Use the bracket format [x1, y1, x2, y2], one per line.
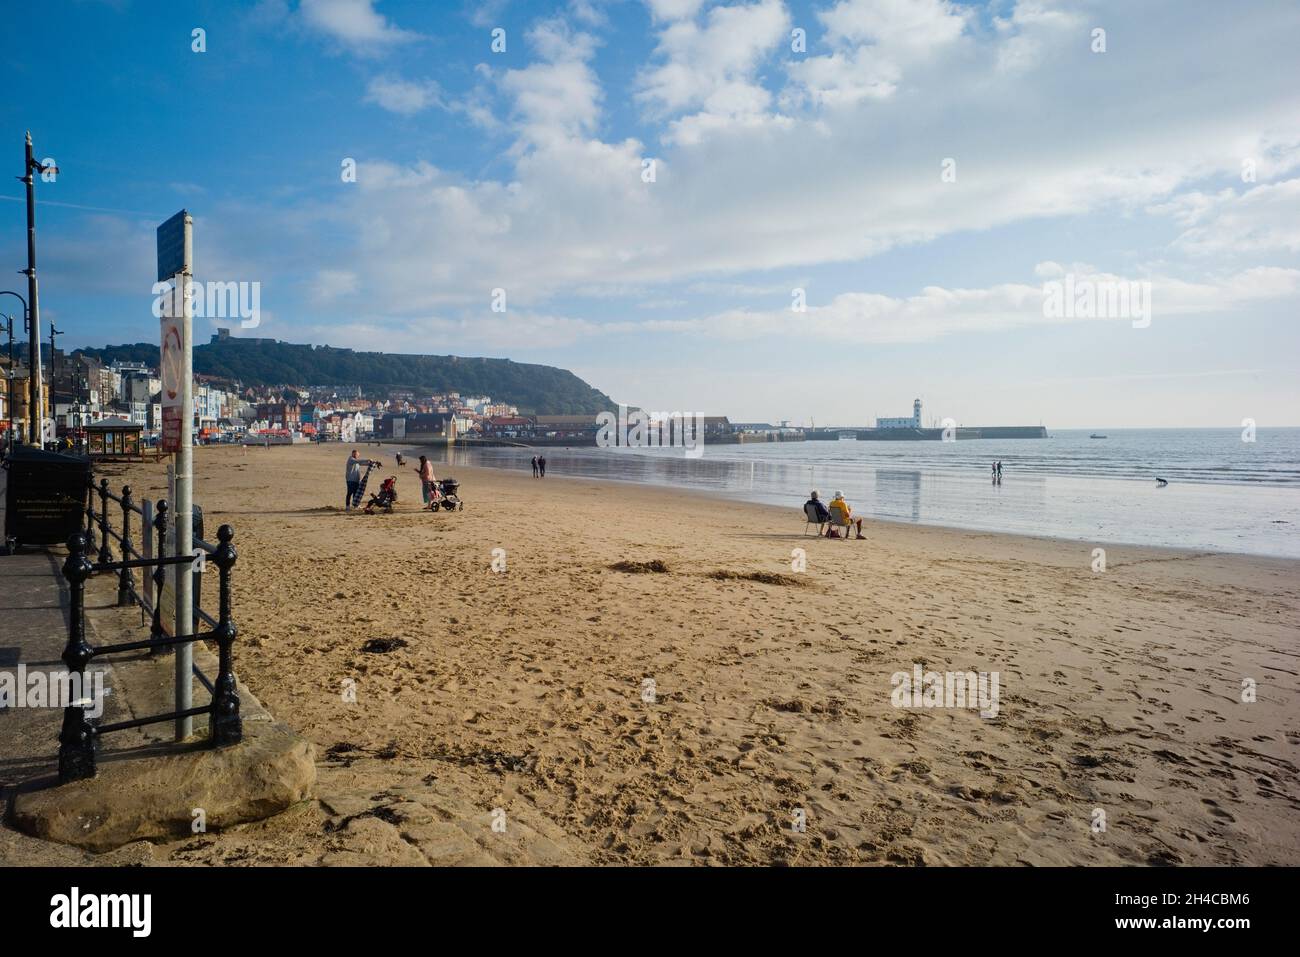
[404, 441, 1300, 564]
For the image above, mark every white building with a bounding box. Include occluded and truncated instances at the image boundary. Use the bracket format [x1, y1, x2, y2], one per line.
[877, 398, 922, 430]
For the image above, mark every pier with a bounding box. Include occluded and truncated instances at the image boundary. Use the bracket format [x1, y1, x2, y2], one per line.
[805, 425, 1048, 441]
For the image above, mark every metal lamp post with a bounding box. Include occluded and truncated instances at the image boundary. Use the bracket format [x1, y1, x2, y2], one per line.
[19, 133, 58, 445]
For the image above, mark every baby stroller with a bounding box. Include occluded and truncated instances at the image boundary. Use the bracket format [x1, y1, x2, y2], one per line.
[435, 477, 463, 511]
[364, 476, 399, 514]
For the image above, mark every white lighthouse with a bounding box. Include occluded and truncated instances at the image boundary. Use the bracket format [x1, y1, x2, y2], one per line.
[876, 398, 923, 430]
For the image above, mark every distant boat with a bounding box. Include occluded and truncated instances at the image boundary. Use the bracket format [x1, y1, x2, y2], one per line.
[1089, 433, 1108, 439]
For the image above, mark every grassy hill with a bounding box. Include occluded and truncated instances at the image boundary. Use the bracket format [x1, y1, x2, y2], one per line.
[76, 337, 615, 415]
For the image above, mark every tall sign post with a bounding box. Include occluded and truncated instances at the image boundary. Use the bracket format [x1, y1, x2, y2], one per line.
[158, 210, 194, 742]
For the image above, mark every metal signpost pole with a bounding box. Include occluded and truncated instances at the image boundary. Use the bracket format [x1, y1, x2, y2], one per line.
[21, 135, 57, 445]
[175, 266, 194, 741]
[157, 209, 194, 742]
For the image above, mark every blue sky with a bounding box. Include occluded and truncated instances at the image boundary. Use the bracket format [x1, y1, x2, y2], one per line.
[2, 0, 1298, 427]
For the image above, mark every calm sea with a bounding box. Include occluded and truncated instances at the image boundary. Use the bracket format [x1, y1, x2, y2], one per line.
[429, 428, 1300, 558]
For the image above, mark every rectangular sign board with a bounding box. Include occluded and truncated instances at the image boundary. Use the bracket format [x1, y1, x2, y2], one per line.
[160, 314, 183, 409]
[157, 210, 192, 282]
[160, 309, 185, 454]
[161, 408, 183, 454]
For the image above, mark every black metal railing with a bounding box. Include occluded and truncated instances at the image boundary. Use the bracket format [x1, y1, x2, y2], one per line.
[63, 478, 243, 782]
[83, 477, 219, 660]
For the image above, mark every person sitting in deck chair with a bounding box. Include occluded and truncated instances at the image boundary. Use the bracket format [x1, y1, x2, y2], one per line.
[805, 490, 830, 528]
[828, 490, 865, 540]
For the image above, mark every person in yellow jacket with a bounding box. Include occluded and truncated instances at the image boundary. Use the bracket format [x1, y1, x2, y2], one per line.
[828, 490, 865, 539]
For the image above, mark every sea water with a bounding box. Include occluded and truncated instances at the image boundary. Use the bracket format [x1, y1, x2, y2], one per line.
[432, 429, 1300, 558]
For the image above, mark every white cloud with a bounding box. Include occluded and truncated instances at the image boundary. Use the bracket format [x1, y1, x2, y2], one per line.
[298, 0, 416, 52]
[308, 269, 360, 303]
[218, 0, 1300, 353]
[364, 76, 443, 114]
[637, 266, 1300, 345]
[645, 0, 708, 22]
[787, 0, 969, 106]
[569, 0, 610, 27]
[1154, 178, 1300, 256]
[820, 0, 969, 53]
[993, 0, 1085, 74]
[637, 0, 790, 140]
[267, 262, 1300, 356]
[500, 20, 604, 144]
[784, 48, 899, 107]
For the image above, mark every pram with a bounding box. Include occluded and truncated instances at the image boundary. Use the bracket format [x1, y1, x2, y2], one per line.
[433, 477, 463, 511]
[364, 475, 399, 514]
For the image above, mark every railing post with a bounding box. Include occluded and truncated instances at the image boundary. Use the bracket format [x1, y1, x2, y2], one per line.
[141, 498, 154, 607]
[150, 500, 169, 652]
[59, 533, 97, 782]
[209, 524, 242, 746]
[96, 477, 114, 566]
[117, 485, 135, 607]
[83, 477, 98, 559]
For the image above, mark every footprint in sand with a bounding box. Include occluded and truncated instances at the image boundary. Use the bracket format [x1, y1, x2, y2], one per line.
[1201, 799, 1236, 822]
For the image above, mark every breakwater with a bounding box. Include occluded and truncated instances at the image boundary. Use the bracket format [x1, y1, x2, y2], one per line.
[806, 426, 1047, 441]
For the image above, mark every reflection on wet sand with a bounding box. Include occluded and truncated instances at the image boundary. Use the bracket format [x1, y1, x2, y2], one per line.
[415, 442, 1300, 557]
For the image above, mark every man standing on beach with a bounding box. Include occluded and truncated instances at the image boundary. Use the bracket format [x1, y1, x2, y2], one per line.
[416, 454, 437, 508]
[345, 449, 365, 510]
[538, 454, 547, 478]
[531, 455, 539, 478]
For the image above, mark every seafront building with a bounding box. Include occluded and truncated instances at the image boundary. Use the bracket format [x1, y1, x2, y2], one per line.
[877, 398, 924, 430]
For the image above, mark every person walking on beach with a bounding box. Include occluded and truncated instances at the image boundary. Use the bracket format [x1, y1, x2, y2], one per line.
[531, 455, 539, 478]
[996, 460, 1003, 483]
[538, 454, 547, 478]
[416, 454, 437, 508]
[345, 449, 366, 510]
[992, 462, 998, 485]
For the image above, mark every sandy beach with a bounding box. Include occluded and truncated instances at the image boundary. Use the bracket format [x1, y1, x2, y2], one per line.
[19, 441, 1299, 866]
